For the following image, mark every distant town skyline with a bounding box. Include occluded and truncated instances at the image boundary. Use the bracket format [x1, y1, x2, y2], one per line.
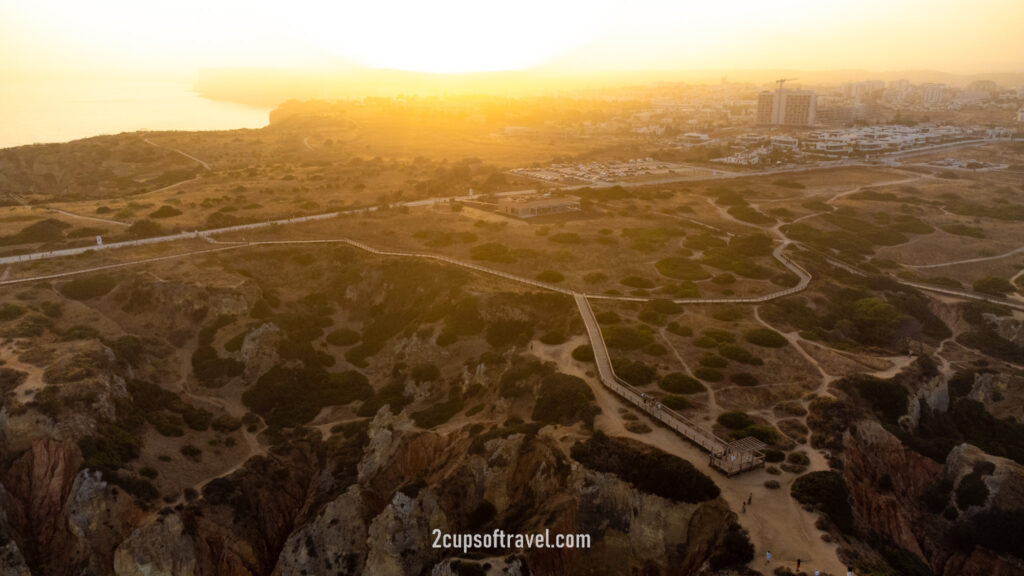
[2, 0, 1022, 79]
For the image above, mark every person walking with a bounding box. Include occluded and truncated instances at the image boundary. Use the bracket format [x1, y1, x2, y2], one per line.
[847, 567, 853, 576]
[741, 502, 746, 514]
[796, 558, 801, 570]
[765, 551, 772, 564]
[748, 493, 752, 505]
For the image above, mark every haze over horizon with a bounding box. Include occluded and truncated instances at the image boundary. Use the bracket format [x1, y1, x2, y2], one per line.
[3, 0, 1023, 82]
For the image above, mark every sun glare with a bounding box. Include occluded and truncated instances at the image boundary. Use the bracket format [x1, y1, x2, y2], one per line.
[292, 0, 612, 73]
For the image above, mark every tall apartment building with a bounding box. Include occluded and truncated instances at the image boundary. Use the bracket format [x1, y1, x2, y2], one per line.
[756, 90, 817, 126]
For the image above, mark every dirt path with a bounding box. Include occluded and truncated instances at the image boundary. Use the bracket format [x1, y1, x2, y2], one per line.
[2, 343, 48, 398]
[534, 331, 844, 575]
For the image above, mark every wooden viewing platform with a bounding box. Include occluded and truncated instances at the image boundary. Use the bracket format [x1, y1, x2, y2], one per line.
[574, 293, 766, 476]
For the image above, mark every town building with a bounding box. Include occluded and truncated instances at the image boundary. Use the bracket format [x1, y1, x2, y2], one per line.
[756, 89, 817, 126]
[497, 195, 581, 219]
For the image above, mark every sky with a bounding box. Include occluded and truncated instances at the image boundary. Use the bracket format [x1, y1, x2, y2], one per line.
[1, 0, 1022, 78]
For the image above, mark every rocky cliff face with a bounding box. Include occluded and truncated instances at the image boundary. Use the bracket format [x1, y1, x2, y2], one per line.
[110, 409, 734, 576]
[843, 421, 1024, 576]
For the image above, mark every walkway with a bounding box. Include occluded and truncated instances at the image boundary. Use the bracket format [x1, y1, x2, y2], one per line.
[575, 293, 764, 475]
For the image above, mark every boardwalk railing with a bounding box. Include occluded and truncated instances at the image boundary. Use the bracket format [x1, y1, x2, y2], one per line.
[574, 293, 763, 475]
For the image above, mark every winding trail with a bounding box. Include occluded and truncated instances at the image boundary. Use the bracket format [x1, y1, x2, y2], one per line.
[49, 207, 131, 227]
[902, 244, 1024, 269]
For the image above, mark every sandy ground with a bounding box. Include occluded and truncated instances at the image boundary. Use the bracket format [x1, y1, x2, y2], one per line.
[531, 334, 848, 576]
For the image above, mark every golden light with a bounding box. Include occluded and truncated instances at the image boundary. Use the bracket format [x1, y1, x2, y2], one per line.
[289, 0, 613, 73]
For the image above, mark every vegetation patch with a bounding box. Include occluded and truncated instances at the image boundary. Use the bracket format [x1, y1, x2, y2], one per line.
[570, 431, 719, 503]
[60, 275, 117, 300]
[659, 372, 705, 394]
[791, 470, 855, 532]
[744, 328, 788, 348]
[532, 372, 598, 427]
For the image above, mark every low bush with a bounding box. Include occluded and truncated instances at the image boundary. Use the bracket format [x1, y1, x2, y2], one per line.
[571, 344, 594, 362]
[571, 431, 719, 503]
[790, 471, 854, 532]
[661, 395, 693, 410]
[659, 372, 705, 394]
[60, 275, 117, 300]
[717, 411, 755, 430]
[536, 270, 565, 283]
[694, 367, 724, 382]
[532, 373, 598, 427]
[730, 372, 760, 387]
[745, 328, 788, 348]
[614, 359, 657, 386]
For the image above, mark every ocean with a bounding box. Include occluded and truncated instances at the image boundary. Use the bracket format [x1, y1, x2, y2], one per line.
[0, 79, 270, 149]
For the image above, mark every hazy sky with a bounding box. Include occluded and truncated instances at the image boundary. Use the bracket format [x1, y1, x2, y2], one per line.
[2, 0, 1022, 77]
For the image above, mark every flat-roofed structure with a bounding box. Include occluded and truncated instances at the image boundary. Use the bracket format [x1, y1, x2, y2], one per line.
[757, 89, 817, 126]
[497, 195, 581, 219]
[710, 437, 767, 476]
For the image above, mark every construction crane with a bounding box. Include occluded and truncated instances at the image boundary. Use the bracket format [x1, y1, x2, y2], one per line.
[775, 78, 798, 91]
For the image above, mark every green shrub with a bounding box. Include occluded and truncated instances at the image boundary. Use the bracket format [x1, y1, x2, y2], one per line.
[692, 336, 717, 348]
[973, 276, 1014, 296]
[717, 411, 755, 430]
[661, 395, 693, 410]
[839, 374, 908, 423]
[790, 471, 854, 532]
[180, 444, 202, 462]
[604, 324, 655, 350]
[532, 373, 597, 427]
[730, 372, 759, 387]
[571, 432, 719, 503]
[149, 205, 183, 218]
[666, 322, 693, 337]
[764, 449, 785, 463]
[614, 359, 657, 386]
[485, 319, 533, 347]
[0, 303, 26, 321]
[745, 328, 788, 348]
[79, 424, 141, 473]
[718, 344, 763, 365]
[709, 522, 755, 570]
[659, 372, 705, 394]
[126, 219, 165, 239]
[571, 344, 594, 362]
[694, 367, 724, 382]
[536, 270, 565, 283]
[702, 329, 735, 343]
[595, 310, 621, 324]
[243, 366, 372, 427]
[60, 275, 117, 300]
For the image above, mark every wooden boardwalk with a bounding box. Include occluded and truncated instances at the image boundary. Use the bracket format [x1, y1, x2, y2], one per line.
[574, 292, 765, 475]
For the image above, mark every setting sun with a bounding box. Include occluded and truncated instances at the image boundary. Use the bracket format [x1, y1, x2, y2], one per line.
[292, 0, 611, 73]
